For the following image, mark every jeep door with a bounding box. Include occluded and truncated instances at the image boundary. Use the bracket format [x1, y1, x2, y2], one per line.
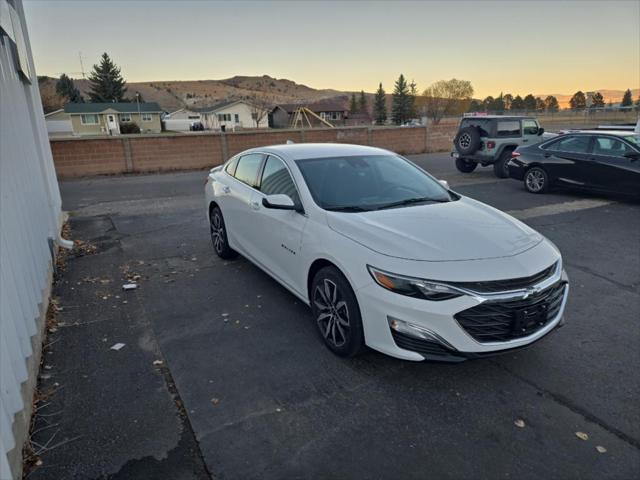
[522, 119, 543, 146]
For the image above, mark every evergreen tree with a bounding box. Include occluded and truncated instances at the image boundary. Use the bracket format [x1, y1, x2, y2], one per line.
[523, 94, 537, 112]
[621, 88, 633, 107]
[350, 93, 358, 113]
[358, 90, 367, 114]
[482, 96, 494, 111]
[391, 74, 411, 124]
[569, 91, 586, 110]
[544, 95, 559, 112]
[88, 52, 127, 102]
[511, 95, 525, 111]
[408, 79, 418, 118]
[373, 83, 387, 124]
[535, 97, 546, 112]
[591, 92, 605, 108]
[467, 99, 483, 112]
[55, 73, 83, 103]
[492, 94, 505, 112]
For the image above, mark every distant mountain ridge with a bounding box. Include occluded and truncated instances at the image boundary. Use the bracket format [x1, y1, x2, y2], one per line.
[37, 73, 638, 113]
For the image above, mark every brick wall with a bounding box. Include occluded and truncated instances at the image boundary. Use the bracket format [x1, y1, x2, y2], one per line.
[50, 124, 457, 178]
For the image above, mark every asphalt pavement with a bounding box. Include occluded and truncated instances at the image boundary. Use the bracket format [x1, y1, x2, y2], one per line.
[31, 152, 640, 479]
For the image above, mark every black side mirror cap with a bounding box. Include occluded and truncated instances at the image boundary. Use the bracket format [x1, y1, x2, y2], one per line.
[623, 151, 640, 161]
[537, 127, 545, 136]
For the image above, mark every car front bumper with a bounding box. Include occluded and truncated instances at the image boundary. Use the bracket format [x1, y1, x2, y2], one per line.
[356, 270, 569, 362]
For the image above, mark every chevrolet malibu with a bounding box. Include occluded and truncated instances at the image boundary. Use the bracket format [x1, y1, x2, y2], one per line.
[205, 144, 569, 362]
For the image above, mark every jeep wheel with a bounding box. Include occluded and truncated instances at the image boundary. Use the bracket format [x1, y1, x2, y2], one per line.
[454, 127, 482, 155]
[455, 157, 477, 173]
[493, 150, 513, 178]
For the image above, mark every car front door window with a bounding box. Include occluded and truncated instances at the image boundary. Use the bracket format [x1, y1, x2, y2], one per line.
[260, 156, 301, 205]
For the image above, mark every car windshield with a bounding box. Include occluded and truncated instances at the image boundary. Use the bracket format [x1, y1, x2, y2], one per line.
[623, 135, 640, 148]
[295, 155, 454, 211]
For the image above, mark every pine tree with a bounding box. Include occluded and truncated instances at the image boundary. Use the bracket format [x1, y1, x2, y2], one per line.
[569, 91, 586, 110]
[467, 99, 483, 112]
[621, 89, 633, 107]
[373, 83, 387, 124]
[55, 73, 83, 103]
[88, 52, 127, 102]
[544, 95, 559, 112]
[391, 74, 411, 124]
[350, 93, 358, 113]
[358, 90, 367, 114]
[523, 94, 537, 112]
[408, 80, 417, 118]
[511, 95, 525, 111]
[591, 92, 604, 108]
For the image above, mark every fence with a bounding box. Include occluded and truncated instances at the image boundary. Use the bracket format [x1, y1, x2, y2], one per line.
[1, 1, 63, 479]
[50, 123, 458, 178]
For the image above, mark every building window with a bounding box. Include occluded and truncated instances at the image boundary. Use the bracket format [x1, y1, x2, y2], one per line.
[188, 115, 200, 120]
[234, 114, 239, 123]
[142, 113, 153, 122]
[80, 114, 99, 125]
[119, 113, 132, 122]
[217, 113, 231, 122]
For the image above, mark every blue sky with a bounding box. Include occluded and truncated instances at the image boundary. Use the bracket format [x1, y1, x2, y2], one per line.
[23, 0, 640, 97]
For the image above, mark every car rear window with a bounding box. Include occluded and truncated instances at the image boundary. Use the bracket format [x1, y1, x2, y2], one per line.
[496, 121, 521, 137]
[233, 153, 263, 187]
[460, 119, 491, 136]
[544, 135, 591, 153]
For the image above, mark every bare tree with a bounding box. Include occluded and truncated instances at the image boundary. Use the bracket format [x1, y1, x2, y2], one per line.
[248, 93, 274, 128]
[422, 79, 474, 124]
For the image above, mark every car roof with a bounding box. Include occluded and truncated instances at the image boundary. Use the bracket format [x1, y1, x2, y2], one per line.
[561, 130, 638, 137]
[247, 143, 391, 160]
[462, 115, 536, 120]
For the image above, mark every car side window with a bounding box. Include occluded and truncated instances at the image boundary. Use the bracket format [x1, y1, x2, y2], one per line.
[545, 135, 591, 154]
[522, 120, 539, 135]
[260, 156, 301, 205]
[225, 157, 239, 176]
[593, 137, 634, 156]
[233, 154, 264, 187]
[496, 121, 521, 137]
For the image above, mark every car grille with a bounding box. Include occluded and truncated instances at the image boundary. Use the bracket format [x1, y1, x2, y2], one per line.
[449, 262, 557, 294]
[454, 281, 567, 343]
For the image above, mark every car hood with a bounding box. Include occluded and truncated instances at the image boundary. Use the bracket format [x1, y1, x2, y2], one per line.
[326, 197, 543, 262]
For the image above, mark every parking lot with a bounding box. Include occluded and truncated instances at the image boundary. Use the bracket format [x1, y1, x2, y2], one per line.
[33, 152, 639, 479]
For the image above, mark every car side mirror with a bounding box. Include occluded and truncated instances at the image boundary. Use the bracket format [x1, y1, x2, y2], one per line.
[262, 194, 300, 211]
[438, 179, 450, 190]
[623, 151, 640, 161]
[537, 127, 545, 136]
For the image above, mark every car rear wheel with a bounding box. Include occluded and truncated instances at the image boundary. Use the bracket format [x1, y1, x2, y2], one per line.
[524, 167, 549, 194]
[210, 206, 238, 259]
[493, 150, 513, 178]
[310, 266, 365, 357]
[455, 157, 477, 173]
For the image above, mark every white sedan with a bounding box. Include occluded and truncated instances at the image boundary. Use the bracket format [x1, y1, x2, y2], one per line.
[205, 144, 569, 362]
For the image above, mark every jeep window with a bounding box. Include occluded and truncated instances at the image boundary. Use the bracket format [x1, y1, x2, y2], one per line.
[496, 121, 521, 137]
[522, 120, 539, 135]
[460, 119, 490, 136]
[544, 135, 591, 153]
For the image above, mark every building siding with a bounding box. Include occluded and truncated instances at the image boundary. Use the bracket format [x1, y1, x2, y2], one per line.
[69, 111, 162, 135]
[0, 1, 63, 478]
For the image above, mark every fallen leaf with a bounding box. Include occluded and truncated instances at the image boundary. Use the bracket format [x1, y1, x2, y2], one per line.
[576, 431, 589, 441]
[153, 360, 163, 366]
[596, 445, 607, 453]
[211, 397, 220, 405]
[514, 419, 525, 428]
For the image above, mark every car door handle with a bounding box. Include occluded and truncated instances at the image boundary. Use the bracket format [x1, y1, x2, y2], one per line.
[222, 185, 231, 194]
[250, 201, 260, 210]
[543, 153, 551, 158]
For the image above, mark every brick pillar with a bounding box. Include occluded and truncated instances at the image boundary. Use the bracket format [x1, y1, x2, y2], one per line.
[123, 138, 134, 172]
[220, 133, 228, 161]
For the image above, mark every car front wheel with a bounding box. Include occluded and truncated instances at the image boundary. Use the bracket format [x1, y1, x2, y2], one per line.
[209, 206, 238, 259]
[493, 150, 513, 178]
[310, 266, 365, 357]
[524, 167, 549, 193]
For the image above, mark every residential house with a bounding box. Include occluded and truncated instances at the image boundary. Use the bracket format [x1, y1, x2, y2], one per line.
[1, 1, 65, 478]
[64, 102, 163, 135]
[44, 108, 72, 135]
[269, 99, 349, 128]
[167, 100, 268, 131]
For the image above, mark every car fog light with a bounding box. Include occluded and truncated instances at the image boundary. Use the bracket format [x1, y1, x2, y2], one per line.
[387, 317, 455, 350]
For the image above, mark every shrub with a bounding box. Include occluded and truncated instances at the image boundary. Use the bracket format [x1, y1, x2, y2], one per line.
[120, 122, 141, 134]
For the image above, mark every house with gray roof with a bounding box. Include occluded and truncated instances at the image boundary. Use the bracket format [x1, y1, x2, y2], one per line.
[168, 99, 268, 131]
[64, 102, 163, 135]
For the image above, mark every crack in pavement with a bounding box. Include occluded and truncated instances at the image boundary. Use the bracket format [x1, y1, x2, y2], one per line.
[564, 261, 639, 293]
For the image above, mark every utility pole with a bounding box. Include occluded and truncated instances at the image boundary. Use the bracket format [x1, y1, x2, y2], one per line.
[78, 51, 85, 78]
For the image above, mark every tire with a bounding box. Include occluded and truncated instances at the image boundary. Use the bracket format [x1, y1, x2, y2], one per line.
[493, 150, 513, 178]
[209, 206, 238, 259]
[454, 127, 481, 155]
[310, 266, 366, 357]
[455, 157, 478, 173]
[524, 167, 549, 194]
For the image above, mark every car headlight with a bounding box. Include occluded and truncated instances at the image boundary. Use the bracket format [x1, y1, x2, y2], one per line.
[367, 266, 463, 301]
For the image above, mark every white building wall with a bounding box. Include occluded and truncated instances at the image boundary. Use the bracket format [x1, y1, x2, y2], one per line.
[45, 119, 72, 135]
[204, 102, 269, 130]
[0, 1, 62, 478]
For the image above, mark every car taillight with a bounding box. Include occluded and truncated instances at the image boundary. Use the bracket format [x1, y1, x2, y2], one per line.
[511, 151, 521, 157]
[487, 141, 496, 149]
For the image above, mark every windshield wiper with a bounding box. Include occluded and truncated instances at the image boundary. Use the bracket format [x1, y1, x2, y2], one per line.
[375, 197, 449, 210]
[324, 205, 370, 212]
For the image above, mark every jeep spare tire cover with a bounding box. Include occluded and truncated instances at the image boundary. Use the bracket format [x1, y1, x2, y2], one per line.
[454, 126, 481, 155]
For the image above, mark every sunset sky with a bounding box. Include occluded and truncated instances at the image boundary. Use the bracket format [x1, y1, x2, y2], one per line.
[23, 0, 640, 98]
